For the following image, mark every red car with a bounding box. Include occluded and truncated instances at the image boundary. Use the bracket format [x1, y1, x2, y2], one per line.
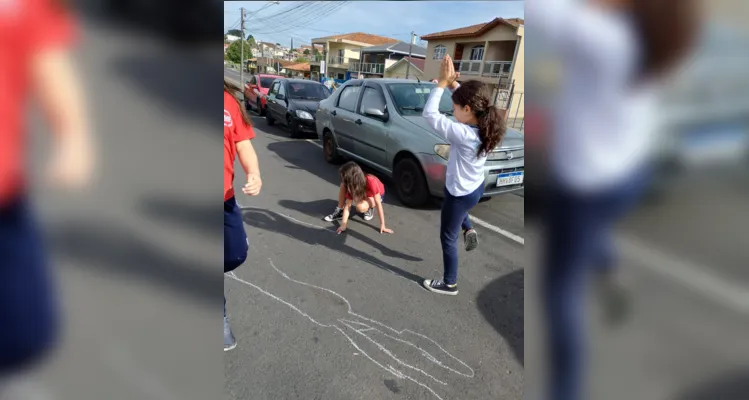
[244, 74, 283, 116]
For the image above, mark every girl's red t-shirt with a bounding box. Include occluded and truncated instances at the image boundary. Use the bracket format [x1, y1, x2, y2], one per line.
[224, 91, 255, 201]
[345, 174, 385, 201]
[0, 0, 77, 206]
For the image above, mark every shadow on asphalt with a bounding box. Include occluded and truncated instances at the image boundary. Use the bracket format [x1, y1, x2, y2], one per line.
[672, 367, 749, 400]
[47, 220, 220, 305]
[137, 195, 217, 235]
[265, 141, 441, 211]
[476, 269, 524, 367]
[240, 208, 424, 282]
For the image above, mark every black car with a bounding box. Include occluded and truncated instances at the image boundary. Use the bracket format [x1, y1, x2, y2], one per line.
[265, 79, 330, 138]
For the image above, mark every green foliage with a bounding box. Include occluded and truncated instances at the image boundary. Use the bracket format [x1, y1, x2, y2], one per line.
[295, 57, 307, 63]
[303, 49, 310, 55]
[226, 29, 243, 37]
[225, 40, 253, 64]
[247, 35, 256, 47]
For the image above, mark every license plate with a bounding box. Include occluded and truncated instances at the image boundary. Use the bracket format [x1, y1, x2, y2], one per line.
[496, 171, 524, 187]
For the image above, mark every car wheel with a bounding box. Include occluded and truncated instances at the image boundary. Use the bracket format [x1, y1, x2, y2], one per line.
[323, 132, 343, 164]
[244, 99, 251, 110]
[266, 111, 275, 126]
[287, 115, 300, 138]
[394, 157, 430, 208]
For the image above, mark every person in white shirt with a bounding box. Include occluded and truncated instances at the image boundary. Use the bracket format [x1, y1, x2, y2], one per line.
[421, 55, 506, 296]
[526, 0, 699, 399]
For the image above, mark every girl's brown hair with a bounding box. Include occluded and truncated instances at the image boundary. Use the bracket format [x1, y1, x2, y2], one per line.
[339, 161, 367, 204]
[631, 0, 699, 80]
[224, 78, 252, 127]
[451, 80, 506, 158]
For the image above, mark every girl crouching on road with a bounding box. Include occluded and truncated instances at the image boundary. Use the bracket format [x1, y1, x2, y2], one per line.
[421, 55, 505, 295]
[324, 161, 393, 235]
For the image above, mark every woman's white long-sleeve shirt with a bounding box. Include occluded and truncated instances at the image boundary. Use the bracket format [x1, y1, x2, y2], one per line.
[423, 85, 487, 197]
[527, 0, 659, 192]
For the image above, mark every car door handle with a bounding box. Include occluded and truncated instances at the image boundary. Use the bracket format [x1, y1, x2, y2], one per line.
[331, 110, 337, 116]
[355, 119, 362, 125]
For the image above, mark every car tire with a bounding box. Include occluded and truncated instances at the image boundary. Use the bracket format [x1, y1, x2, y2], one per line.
[287, 115, 300, 138]
[266, 111, 275, 126]
[323, 132, 343, 164]
[394, 157, 430, 208]
[245, 99, 251, 110]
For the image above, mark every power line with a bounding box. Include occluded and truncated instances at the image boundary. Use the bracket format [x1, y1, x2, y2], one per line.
[250, 2, 339, 34]
[251, 2, 349, 35]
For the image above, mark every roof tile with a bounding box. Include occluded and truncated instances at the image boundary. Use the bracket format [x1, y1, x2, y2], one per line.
[420, 18, 523, 40]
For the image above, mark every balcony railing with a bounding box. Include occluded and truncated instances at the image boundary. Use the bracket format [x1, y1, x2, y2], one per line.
[328, 56, 349, 66]
[348, 62, 385, 74]
[453, 60, 513, 77]
[482, 61, 512, 78]
[454, 60, 482, 75]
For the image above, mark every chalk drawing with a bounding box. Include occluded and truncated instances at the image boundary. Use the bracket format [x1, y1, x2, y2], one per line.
[226, 259, 475, 400]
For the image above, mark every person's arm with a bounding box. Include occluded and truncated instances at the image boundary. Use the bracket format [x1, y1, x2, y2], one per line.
[374, 194, 392, 234]
[422, 86, 465, 145]
[237, 140, 262, 196]
[337, 199, 352, 234]
[32, 40, 94, 189]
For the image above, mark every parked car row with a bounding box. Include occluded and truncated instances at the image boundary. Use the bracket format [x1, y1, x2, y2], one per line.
[241, 75, 525, 208]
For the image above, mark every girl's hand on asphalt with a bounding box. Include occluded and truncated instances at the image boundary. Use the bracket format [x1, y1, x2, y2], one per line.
[337, 224, 347, 234]
[380, 225, 394, 234]
[243, 173, 262, 196]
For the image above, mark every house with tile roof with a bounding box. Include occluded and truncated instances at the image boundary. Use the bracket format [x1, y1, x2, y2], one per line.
[310, 32, 399, 81]
[347, 41, 427, 78]
[421, 17, 525, 116]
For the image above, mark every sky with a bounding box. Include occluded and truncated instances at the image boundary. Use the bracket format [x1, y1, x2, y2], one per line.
[223, 1, 524, 49]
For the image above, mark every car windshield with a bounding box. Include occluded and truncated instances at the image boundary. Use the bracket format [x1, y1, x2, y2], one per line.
[260, 77, 277, 88]
[287, 82, 329, 100]
[386, 83, 454, 116]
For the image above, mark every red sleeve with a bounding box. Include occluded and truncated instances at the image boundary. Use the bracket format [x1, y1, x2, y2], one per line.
[229, 99, 255, 142]
[29, 0, 77, 51]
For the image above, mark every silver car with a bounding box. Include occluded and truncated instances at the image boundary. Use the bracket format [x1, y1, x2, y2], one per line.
[315, 78, 524, 207]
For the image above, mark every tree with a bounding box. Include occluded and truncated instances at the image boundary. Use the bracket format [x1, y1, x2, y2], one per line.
[226, 29, 243, 38]
[225, 40, 252, 64]
[275, 43, 281, 46]
[295, 57, 307, 63]
[303, 49, 310, 55]
[246, 34, 256, 47]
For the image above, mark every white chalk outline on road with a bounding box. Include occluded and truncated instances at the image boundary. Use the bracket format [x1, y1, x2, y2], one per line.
[226, 259, 475, 400]
[302, 138, 525, 245]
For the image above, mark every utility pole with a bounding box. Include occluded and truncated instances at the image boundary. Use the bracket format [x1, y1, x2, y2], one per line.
[405, 31, 414, 80]
[239, 7, 245, 88]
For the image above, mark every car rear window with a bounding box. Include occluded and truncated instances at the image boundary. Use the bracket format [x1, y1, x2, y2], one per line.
[260, 77, 277, 88]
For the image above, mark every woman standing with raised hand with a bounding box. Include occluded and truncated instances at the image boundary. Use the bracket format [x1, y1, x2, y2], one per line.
[421, 56, 506, 296]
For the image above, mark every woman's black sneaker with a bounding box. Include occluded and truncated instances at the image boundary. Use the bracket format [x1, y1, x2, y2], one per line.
[324, 207, 344, 222]
[464, 229, 479, 251]
[423, 279, 458, 295]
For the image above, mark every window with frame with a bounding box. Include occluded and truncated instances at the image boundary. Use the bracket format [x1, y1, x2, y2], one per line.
[470, 45, 485, 61]
[269, 81, 280, 95]
[433, 45, 446, 60]
[337, 85, 361, 112]
[278, 82, 287, 97]
[358, 86, 387, 115]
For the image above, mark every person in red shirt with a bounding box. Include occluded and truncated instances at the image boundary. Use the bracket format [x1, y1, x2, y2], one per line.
[224, 79, 261, 351]
[0, 0, 94, 376]
[323, 161, 393, 235]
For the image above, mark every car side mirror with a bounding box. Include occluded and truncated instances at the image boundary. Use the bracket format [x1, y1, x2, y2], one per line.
[364, 108, 387, 121]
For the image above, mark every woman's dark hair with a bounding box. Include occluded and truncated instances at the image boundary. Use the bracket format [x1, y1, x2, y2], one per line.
[339, 161, 367, 203]
[451, 80, 506, 158]
[631, 0, 699, 80]
[224, 78, 252, 127]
